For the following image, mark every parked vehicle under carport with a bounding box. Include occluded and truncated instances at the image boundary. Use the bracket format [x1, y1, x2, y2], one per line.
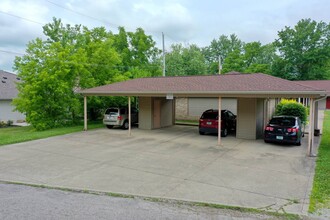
[199, 109, 236, 137]
[264, 116, 303, 146]
[103, 107, 138, 129]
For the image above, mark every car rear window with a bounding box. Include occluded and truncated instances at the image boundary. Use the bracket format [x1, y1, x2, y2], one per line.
[105, 108, 119, 114]
[269, 117, 295, 126]
[201, 112, 218, 119]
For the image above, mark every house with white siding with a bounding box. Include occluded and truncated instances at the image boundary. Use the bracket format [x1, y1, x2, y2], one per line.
[0, 70, 25, 122]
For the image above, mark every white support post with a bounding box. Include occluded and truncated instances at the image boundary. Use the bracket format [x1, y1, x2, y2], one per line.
[128, 96, 131, 136]
[314, 102, 319, 130]
[308, 98, 314, 156]
[264, 99, 269, 130]
[218, 97, 222, 146]
[84, 96, 87, 131]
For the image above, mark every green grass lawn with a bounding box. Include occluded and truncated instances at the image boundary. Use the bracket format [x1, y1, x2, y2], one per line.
[0, 121, 104, 146]
[309, 110, 330, 213]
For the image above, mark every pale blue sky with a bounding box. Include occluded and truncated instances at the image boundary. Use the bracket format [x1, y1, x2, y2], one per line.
[1, 0, 330, 72]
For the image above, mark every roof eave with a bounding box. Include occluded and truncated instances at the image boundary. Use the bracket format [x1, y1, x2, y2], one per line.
[80, 90, 326, 98]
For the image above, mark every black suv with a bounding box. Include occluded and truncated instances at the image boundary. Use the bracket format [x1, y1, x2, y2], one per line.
[199, 109, 236, 137]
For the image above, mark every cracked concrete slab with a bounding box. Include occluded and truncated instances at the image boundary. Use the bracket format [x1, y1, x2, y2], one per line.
[0, 124, 320, 215]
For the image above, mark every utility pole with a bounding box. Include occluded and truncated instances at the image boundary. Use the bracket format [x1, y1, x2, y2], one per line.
[218, 55, 222, 75]
[162, 32, 166, 77]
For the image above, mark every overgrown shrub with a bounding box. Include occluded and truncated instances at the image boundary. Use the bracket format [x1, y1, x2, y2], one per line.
[275, 99, 307, 124]
[0, 121, 7, 128]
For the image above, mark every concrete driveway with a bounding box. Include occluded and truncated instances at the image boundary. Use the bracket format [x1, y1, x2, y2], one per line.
[0, 126, 318, 214]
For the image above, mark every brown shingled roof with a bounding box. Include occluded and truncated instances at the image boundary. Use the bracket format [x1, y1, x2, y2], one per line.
[0, 70, 21, 100]
[295, 80, 330, 96]
[80, 73, 326, 98]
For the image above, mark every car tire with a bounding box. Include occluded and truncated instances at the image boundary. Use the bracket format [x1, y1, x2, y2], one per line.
[106, 125, 114, 129]
[221, 128, 228, 137]
[264, 140, 269, 143]
[122, 120, 129, 130]
[199, 131, 205, 135]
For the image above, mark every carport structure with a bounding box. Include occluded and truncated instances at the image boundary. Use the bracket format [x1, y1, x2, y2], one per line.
[80, 72, 326, 156]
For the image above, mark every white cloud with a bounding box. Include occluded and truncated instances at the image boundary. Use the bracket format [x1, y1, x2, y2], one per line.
[1, 0, 330, 71]
[132, 1, 195, 40]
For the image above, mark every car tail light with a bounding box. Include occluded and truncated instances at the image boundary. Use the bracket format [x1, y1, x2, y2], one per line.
[117, 116, 123, 121]
[287, 128, 298, 133]
[265, 126, 274, 131]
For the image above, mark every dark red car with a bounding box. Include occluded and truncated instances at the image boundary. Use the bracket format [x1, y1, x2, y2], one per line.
[199, 109, 236, 137]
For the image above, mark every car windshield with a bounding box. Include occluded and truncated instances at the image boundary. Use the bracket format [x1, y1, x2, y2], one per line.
[269, 117, 295, 126]
[105, 108, 118, 115]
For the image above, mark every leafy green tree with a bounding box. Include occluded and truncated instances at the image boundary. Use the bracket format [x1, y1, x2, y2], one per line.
[166, 44, 208, 76]
[222, 49, 244, 73]
[221, 41, 277, 74]
[273, 18, 330, 80]
[203, 34, 244, 73]
[13, 18, 162, 129]
[243, 42, 277, 74]
[112, 27, 162, 78]
[13, 39, 91, 130]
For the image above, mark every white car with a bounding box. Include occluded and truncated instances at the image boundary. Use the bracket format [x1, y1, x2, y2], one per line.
[103, 107, 138, 129]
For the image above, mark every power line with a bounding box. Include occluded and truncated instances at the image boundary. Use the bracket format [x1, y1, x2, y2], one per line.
[0, 49, 24, 56]
[45, 0, 118, 28]
[44, 0, 163, 35]
[45, 0, 139, 32]
[0, 10, 44, 25]
[0, 3, 178, 45]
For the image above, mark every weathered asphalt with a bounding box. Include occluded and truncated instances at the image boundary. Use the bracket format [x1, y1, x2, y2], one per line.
[0, 183, 319, 220]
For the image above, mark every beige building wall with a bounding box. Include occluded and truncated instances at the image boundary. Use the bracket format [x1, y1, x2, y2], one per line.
[160, 98, 174, 127]
[237, 98, 257, 139]
[264, 99, 276, 127]
[138, 97, 174, 130]
[237, 98, 267, 140]
[256, 99, 265, 139]
[138, 97, 152, 129]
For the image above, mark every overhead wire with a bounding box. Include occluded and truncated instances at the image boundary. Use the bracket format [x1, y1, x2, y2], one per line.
[44, 0, 191, 45]
[0, 49, 25, 56]
[0, 2, 190, 70]
[44, 0, 163, 36]
[0, 10, 44, 25]
[44, 0, 119, 29]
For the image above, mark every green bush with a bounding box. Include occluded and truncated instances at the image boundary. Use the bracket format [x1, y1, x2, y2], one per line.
[275, 99, 307, 124]
[0, 121, 7, 128]
[7, 120, 13, 126]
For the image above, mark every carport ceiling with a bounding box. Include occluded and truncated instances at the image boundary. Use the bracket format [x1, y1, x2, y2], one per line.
[80, 72, 326, 98]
